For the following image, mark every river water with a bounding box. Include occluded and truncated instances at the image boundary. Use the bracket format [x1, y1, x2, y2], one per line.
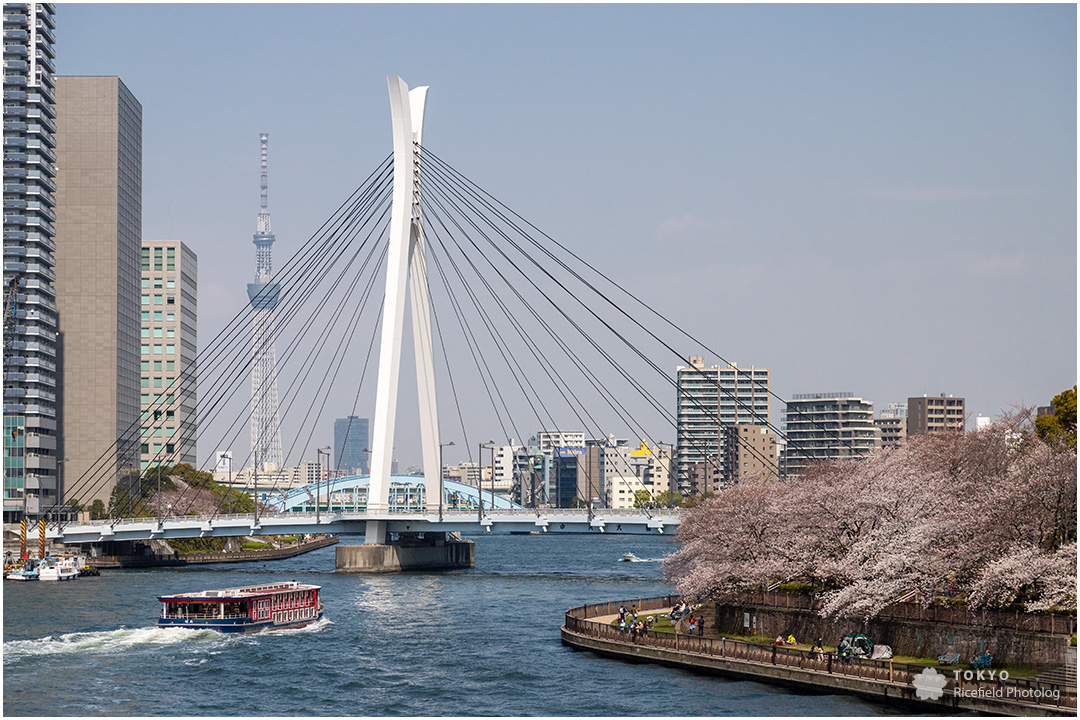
[4, 533, 890, 716]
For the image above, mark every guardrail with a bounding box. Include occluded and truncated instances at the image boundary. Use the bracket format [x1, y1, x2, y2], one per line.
[565, 596, 1076, 710]
[738, 590, 1077, 636]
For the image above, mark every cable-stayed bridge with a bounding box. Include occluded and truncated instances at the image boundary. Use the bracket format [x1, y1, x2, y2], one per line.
[32, 76, 832, 570]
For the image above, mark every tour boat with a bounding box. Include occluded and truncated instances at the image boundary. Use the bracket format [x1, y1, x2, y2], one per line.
[38, 556, 79, 581]
[158, 581, 323, 634]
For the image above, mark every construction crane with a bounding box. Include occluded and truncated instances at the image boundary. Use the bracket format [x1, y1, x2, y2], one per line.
[3, 273, 23, 347]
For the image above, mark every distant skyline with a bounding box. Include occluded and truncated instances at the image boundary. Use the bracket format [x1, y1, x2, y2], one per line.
[58, 4, 1076, 470]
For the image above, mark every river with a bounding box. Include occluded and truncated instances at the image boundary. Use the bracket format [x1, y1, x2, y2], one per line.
[3, 533, 891, 716]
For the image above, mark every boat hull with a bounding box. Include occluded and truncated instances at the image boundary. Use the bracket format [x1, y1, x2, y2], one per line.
[5, 572, 38, 581]
[157, 611, 323, 634]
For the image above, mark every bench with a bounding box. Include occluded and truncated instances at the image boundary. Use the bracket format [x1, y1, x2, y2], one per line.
[937, 652, 961, 665]
[970, 653, 992, 670]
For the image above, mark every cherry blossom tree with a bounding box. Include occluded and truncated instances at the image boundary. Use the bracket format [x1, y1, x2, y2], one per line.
[663, 410, 1077, 620]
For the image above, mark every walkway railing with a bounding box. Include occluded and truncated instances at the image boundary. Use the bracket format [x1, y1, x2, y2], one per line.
[565, 596, 1077, 711]
[737, 590, 1077, 636]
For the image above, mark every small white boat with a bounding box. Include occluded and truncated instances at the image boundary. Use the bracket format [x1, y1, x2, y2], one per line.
[620, 552, 649, 562]
[5, 560, 39, 581]
[38, 556, 79, 581]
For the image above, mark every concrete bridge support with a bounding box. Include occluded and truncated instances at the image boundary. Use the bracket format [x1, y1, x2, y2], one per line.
[335, 532, 474, 573]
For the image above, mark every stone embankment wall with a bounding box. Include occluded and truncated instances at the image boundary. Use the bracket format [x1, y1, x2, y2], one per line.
[91, 536, 339, 568]
[715, 595, 1074, 669]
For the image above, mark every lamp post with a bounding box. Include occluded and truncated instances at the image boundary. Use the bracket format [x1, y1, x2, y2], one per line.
[478, 441, 494, 522]
[439, 441, 454, 521]
[316, 446, 331, 524]
[226, 452, 233, 515]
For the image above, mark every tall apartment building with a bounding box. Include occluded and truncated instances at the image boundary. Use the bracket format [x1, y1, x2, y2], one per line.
[54, 75, 142, 508]
[3, 2, 58, 521]
[139, 241, 196, 471]
[333, 416, 369, 474]
[908, 395, 965, 435]
[675, 356, 769, 495]
[782, 393, 879, 477]
[720, 424, 778, 487]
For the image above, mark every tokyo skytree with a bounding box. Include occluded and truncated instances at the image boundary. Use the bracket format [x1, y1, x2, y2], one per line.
[247, 133, 283, 472]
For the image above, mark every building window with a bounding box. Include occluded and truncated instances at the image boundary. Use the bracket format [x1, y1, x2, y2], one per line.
[153, 428, 162, 438]
[141, 294, 149, 305]
[166, 295, 175, 305]
[141, 278, 150, 289]
[141, 377, 149, 388]
[154, 295, 162, 305]
[166, 279, 175, 288]
[154, 278, 162, 289]
[140, 393, 149, 404]
[153, 377, 162, 388]
[154, 311, 162, 321]
[166, 312, 174, 321]
[153, 344, 162, 355]
[141, 248, 151, 271]
[165, 361, 174, 371]
[141, 360, 149, 371]
[165, 443, 174, 454]
[141, 344, 150, 355]
[141, 443, 149, 454]
[166, 328, 174, 338]
[153, 328, 162, 338]
[141, 311, 149, 322]
[141, 328, 150, 338]
[166, 344, 174, 354]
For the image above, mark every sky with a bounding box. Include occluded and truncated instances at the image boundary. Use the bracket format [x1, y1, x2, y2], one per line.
[58, 4, 1077, 471]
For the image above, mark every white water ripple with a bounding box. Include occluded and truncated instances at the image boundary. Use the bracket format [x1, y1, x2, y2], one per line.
[3, 625, 221, 662]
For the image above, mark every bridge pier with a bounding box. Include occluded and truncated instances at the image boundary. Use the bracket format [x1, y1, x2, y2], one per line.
[335, 532, 474, 573]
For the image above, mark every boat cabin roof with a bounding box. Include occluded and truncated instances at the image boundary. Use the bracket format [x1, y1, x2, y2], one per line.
[158, 581, 319, 602]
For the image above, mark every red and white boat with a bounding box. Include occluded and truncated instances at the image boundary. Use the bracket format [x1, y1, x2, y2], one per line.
[158, 581, 323, 633]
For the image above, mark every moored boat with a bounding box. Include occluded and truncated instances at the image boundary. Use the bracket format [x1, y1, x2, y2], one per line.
[158, 581, 323, 633]
[5, 559, 40, 581]
[38, 556, 79, 581]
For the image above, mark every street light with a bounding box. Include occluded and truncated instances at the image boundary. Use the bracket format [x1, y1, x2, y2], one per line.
[478, 441, 494, 522]
[439, 441, 455, 521]
[316, 446, 331, 524]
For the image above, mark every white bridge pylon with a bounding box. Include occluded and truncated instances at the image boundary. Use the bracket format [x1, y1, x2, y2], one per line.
[366, 77, 441, 544]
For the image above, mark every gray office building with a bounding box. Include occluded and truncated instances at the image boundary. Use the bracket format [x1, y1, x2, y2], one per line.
[54, 75, 143, 508]
[334, 416, 369, 474]
[3, 2, 58, 521]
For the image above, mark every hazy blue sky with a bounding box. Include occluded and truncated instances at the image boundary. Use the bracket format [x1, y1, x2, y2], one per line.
[59, 4, 1076, 470]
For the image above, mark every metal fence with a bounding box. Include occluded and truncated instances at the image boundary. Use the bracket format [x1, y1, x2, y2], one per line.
[738, 590, 1077, 636]
[565, 596, 1076, 710]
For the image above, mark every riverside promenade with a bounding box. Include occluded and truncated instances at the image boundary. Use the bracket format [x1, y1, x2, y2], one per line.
[562, 595, 1076, 717]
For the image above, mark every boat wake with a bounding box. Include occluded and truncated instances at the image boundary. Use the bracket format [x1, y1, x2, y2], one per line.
[3, 626, 222, 662]
[258, 616, 334, 636]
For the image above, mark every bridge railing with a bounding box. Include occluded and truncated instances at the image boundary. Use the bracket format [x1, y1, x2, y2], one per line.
[564, 596, 1077, 710]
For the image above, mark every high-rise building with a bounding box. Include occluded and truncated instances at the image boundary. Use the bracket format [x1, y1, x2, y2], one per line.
[248, 133, 283, 472]
[908, 395, 966, 435]
[782, 393, 879, 477]
[53, 75, 142, 510]
[139, 241, 197, 471]
[3, 2, 58, 521]
[333, 416, 369, 474]
[675, 356, 770, 495]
